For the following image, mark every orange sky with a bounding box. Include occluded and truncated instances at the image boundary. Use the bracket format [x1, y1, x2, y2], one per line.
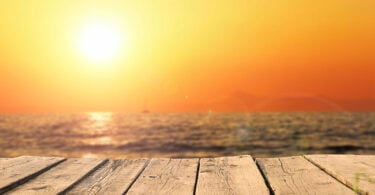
[0, 0, 374, 112]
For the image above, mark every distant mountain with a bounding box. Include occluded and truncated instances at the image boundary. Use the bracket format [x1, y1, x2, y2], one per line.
[335, 99, 375, 111]
[202, 92, 375, 112]
[253, 96, 345, 111]
[205, 90, 260, 112]
[153, 91, 375, 112]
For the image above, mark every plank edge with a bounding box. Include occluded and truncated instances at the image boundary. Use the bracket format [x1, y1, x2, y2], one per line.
[193, 158, 201, 195]
[255, 157, 276, 195]
[122, 158, 151, 194]
[0, 157, 66, 194]
[303, 155, 366, 195]
[58, 158, 109, 195]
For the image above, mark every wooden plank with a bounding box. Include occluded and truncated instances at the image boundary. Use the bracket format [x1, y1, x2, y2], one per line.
[305, 154, 375, 195]
[0, 156, 65, 193]
[8, 158, 107, 194]
[0, 158, 11, 163]
[256, 156, 354, 195]
[0, 156, 14, 170]
[67, 159, 148, 195]
[196, 155, 269, 195]
[0, 156, 62, 170]
[126, 158, 198, 195]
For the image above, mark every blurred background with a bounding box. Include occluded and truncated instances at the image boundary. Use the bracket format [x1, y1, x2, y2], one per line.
[0, 1, 374, 158]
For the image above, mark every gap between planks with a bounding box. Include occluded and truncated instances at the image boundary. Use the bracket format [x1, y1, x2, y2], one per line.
[0, 156, 66, 194]
[7, 158, 108, 195]
[304, 154, 375, 195]
[256, 156, 355, 195]
[3, 155, 371, 195]
[1, 156, 272, 195]
[68, 158, 152, 194]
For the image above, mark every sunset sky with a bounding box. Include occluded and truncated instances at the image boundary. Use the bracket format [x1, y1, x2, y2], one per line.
[0, 0, 374, 112]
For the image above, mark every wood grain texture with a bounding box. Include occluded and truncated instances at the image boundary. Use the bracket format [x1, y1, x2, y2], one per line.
[67, 159, 148, 195]
[0, 158, 11, 164]
[126, 158, 198, 195]
[0, 156, 65, 194]
[8, 158, 107, 195]
[256, 156, 354, 195]
[305, 154, 375, 195]
[196, 155, 269, 195]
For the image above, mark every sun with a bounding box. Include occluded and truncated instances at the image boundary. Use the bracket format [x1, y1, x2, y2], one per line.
[78, 21, 122, 63]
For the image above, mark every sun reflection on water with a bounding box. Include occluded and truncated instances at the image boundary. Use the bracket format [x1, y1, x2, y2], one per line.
[88, 112, 113, 132]
[88, 112, 113, 122]
[86, 112, 115, 145]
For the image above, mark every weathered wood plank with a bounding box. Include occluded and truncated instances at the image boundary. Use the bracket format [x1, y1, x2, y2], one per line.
[0, 158, 18, 169]
[8, 158, 107, 194]
[67, 159, 148, 195]
[256, 156, 354, 195]
[196, 155, 269, 195]
[0, 158, 11, 163]
[126, 158, 198, 195]
[0, 156, 65, 193]
[305, 154, 375, 195]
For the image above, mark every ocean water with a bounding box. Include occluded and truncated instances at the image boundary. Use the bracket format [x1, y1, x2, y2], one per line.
[0, 112, 374, 158]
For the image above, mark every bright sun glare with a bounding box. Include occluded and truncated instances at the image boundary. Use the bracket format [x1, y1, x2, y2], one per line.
[78, 22, 122, 63]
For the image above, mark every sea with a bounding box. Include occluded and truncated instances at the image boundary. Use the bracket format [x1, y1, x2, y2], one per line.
[0, 112, 374, 158]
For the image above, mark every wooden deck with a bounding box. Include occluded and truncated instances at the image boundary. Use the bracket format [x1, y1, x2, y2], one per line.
[0, 155, 374, 194]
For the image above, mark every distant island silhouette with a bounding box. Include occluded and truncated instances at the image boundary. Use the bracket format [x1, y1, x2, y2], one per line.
[149, 90, 375, 112]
